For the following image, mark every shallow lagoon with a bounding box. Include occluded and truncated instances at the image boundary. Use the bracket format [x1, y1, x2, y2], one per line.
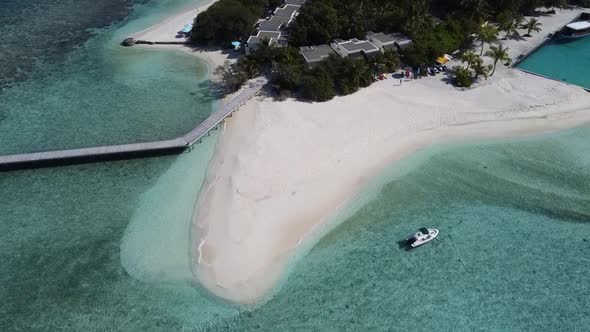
[1, 125, 588, 331]
[0, 0, 214, 155]
[1, 0, 589, 330]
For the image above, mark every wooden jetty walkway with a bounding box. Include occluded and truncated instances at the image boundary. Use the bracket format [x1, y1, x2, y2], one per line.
[0, 78, 267, 170]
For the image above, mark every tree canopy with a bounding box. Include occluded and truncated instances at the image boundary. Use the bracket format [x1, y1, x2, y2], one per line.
[190, 0, 267, 46]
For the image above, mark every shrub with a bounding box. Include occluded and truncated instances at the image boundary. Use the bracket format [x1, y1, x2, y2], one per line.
[191, 0, 266, 46]
[403, 19, 474, 67]
[215, 61, 248, 93]
[452, 65, 473, 87]
[300, 67, 336, 102]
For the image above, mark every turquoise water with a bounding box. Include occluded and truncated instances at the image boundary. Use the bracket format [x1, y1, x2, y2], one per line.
[2, 125, 589, 330]
[1, 0, 589, 329]
[0, 0, 214, 154]
[517, 36, 590, 90]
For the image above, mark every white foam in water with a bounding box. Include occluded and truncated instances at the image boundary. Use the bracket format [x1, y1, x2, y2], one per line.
[121, 133, 217, 284]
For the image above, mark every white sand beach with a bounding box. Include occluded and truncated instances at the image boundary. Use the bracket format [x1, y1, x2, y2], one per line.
[130, 0, 229, 75]
[188, 8, 590, 305]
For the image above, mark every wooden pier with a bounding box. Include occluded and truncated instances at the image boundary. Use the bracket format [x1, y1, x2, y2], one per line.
[0, 78, 267, 170]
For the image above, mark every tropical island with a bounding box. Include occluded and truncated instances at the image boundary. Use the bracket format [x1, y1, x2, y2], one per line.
[188, 0, 584, 100]
[125, 0, 590, 306]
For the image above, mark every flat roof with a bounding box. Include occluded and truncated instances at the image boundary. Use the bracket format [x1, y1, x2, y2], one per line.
[335, 38, 379, 53]
[285, 0, 306, 5]
[566, 21, 590, 30]
[259, 15, 292, 31]
[247, 31, 281, 45]
[274, 4, 300, 18]
[300, 45, 335, 63]
[367, 31, 412, 45]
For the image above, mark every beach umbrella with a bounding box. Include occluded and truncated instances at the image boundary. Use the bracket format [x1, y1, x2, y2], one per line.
[231, 41, 241, 50]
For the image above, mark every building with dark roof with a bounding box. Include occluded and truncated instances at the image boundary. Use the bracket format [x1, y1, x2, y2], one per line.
[300, 45, 336, 67]
[245, 31, 282, 55]
[330, 38, 380, 59]
[285, 0, 306, 5]
[366, 31, 412, 52]
[274, 4, 300, 18]
[258, 15, 292, 31]
[245, 1, 307, 55]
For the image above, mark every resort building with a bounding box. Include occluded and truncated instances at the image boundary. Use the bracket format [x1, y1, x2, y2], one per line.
[258, 15, 292, 32]
[274, 4, 301, 19]
[300, 45, 336, 68]
[284, 0, 306, 5]
[245, 31, 282, 55]
[246, 1, 306, 55]
[366, 32, 412, 52]
[329, 38, 380, 59]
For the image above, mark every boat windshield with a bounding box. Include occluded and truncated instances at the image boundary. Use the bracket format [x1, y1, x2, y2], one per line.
[419, 227, 429, 234]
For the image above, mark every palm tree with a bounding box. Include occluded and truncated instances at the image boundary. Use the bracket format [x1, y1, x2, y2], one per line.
[460, 51, 479, 70]
[520, 18, 542, 37]
[500, 15, 523, 40]
[460, 0, 489, 23]
[401, 0, 430, 34]
[485, 44, 511, 76]
[342, 0, 367, 37]
[452, 65, 473, 87]
[476, 23, 499, 55]
[381, 49, 401, 72]
[471, 58, 493, 80]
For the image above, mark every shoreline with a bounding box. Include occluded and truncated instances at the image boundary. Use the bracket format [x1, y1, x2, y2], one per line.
[188, 7, 590, 305]
[129, 0, 228, 78]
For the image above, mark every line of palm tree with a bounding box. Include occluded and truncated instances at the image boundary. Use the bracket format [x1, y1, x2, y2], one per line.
[520, 18, 542, 37]
[484, 44, 511, 76]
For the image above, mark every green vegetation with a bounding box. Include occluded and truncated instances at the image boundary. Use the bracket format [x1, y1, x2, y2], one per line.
[452, 66, 473, 87]
[300, 67, 337, 102]
[454, 50, 498, 86]
[520, 18, 543, 37]
[460, 51, 479, 70]
[403, 19, 474, 67]
[485, 44, 511, 76]
[498, 11, 524, 40]
[190, 0, 267, 46]
[215, 41, 400, 101]
[476, 23, 499, 55]
[200, 0, 570, 96]
[472, 58, 493, 80]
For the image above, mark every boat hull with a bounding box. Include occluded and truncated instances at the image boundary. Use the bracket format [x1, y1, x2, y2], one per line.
[409, 229, 439, 248]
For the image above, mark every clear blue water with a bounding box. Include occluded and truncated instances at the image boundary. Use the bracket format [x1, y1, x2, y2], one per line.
[1, 0, 589, 330]
[1, 125, 589, 330]
[0, 0, 214, 154]
[517, 36, 590, 90]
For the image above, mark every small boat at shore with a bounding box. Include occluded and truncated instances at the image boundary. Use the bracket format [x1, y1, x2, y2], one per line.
[405, 228, 438, 248]
[558, 20, 590, 39]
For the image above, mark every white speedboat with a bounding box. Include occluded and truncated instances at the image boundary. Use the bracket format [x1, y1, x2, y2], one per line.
[405, 228, 438, 248]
